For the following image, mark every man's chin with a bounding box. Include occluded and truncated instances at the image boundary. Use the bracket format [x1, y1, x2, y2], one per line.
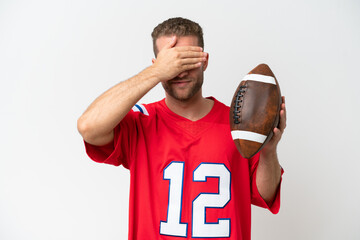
[162, 80, 203, 102]
[167, 89, 200, 102]
[169, 93, 192, 102]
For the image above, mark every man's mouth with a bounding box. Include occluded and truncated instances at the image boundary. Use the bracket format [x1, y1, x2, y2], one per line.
[170, 80, 191, 88]
[170, 78, 191, 84]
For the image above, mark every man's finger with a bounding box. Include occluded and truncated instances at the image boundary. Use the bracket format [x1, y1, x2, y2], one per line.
[174, 46, 204, 52]
[164, 35, 177, 49]
[182, 62, 202, 71]
[179, 51, 207, 60]
[180, 57, 207, 65]
[279, 109, 286, 132]
[278, 96, 286, 131]
[272, 127, 282, 142]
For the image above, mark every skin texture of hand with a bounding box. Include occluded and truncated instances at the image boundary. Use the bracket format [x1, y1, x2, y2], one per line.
[256, 96, 287, 204]
[151, 36, 208, 82]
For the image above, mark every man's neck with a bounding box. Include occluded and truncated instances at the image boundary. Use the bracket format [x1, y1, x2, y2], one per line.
[165, 91, 214, 121]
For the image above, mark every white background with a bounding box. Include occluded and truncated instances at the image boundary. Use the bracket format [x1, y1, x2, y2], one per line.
[1, 0, 359, 239]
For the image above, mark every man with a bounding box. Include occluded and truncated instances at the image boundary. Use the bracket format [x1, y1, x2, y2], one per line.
[78, 17, 286, 240]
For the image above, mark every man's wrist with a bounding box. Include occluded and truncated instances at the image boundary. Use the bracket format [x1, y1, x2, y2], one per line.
[142, 65, 164, 84]
[260, 146, 277, 161]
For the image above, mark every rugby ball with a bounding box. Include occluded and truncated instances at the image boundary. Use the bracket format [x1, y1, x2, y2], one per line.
[230, 64, 281, 159]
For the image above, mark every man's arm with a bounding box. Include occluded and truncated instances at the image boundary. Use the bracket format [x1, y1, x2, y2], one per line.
[77, 36, 208, 146]
[256, 96, 287, 204]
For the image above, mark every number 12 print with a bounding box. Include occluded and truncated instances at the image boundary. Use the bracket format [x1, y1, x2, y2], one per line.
[160, 162, 231, 238]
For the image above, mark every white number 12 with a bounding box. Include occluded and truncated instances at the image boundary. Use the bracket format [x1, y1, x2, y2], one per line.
[160, 162, 231, 238]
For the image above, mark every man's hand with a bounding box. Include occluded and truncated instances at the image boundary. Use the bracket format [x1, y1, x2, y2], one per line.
[262, 96, 287, 155]
[256, 96, 286, 204]
[151, 36, 208, 82]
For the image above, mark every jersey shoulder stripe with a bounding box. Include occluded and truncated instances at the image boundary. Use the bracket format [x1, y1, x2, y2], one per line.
[132, 104, 149, 116]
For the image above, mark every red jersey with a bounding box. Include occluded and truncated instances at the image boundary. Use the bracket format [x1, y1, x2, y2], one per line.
[84, 97, 282, 240]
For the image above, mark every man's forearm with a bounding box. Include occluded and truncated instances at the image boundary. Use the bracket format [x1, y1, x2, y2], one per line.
[77, 37, 207, 146]
[77, 66, 160, 146]
[256, 150, 282, 204]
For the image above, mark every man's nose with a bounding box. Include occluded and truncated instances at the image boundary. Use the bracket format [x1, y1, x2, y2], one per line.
[177, 71, 189, 78]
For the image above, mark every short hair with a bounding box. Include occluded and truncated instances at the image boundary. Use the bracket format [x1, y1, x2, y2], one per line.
[151, 17, 204, 55]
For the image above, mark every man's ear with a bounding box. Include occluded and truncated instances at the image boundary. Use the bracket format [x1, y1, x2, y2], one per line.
[152, 58, 156, 64]
[202, 53, 209, 71]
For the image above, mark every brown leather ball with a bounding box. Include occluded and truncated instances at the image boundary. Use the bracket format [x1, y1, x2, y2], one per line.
[230, 64, 282, 159]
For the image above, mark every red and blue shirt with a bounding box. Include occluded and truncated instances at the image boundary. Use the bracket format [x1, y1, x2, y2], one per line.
[84, 97, 282, 240]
